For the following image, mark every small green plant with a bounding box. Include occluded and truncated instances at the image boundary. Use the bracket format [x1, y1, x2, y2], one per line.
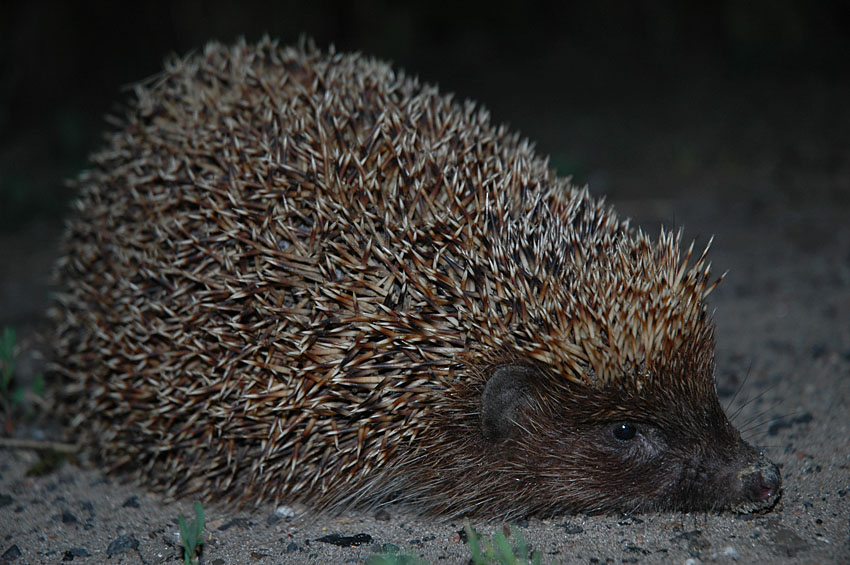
[1, 327, 44, 434]
[178, 501, 205, 565]
[365, 543, 427, 565]
[465, 521, 543, 565]
[1, 327, 18, 393]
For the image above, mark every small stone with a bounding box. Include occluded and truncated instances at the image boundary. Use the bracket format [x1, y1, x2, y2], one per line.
[316, 533, 373, 547]
[62, 547, 90, 561]
[558, 522, 584, 534]
[217, 517, 252, 531]
[1, 545, 22, 560]
[107, 535, 139, 557]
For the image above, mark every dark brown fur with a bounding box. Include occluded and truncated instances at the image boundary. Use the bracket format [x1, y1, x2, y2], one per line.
[51, 38, 780, 518]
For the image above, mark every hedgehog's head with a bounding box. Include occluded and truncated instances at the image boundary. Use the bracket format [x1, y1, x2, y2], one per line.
[477, 351, 781, 516]
[463, 217, 781, 516]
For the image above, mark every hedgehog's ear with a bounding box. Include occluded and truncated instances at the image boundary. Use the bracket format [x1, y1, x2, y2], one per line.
[480, 364, 537, 441]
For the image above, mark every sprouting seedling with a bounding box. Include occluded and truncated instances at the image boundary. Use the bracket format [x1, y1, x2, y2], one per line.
[0, 327, 46, 434]
[0, 327, 16, 395]
[1, 327, 20, 432]
[464, 521, 543, 565]
[178, 501, 205, 565]
[365, 544, 428, 565]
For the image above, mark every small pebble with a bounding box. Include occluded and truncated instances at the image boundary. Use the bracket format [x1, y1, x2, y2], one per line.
[2, 545, 22, 560]
[107, 535, 139, 557]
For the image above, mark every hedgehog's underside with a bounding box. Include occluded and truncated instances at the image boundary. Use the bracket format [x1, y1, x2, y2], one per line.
[51, 38, 780, 518]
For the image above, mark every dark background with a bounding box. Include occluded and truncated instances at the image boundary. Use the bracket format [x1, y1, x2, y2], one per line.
[1, 0, 849, 327]
[2, 0, 849, 231]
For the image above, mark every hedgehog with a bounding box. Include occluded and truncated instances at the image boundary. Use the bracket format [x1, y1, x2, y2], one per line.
[50, 37, 781, 518]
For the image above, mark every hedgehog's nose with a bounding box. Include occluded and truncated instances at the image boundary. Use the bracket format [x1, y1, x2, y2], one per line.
[742, 457, 782, 502]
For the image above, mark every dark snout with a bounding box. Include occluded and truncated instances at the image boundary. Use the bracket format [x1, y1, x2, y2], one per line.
[739, 454, 782, 507]
[695, 439, 782, 513]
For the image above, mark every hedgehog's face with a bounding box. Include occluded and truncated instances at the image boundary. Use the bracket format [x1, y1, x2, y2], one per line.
[477, 363, 781, 516]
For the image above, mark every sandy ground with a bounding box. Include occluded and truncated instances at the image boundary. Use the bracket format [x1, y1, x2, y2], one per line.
[1, 63, 849, 564]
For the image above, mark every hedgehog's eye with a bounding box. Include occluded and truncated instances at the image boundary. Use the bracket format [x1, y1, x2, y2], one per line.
[612, 422, 637, 441]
